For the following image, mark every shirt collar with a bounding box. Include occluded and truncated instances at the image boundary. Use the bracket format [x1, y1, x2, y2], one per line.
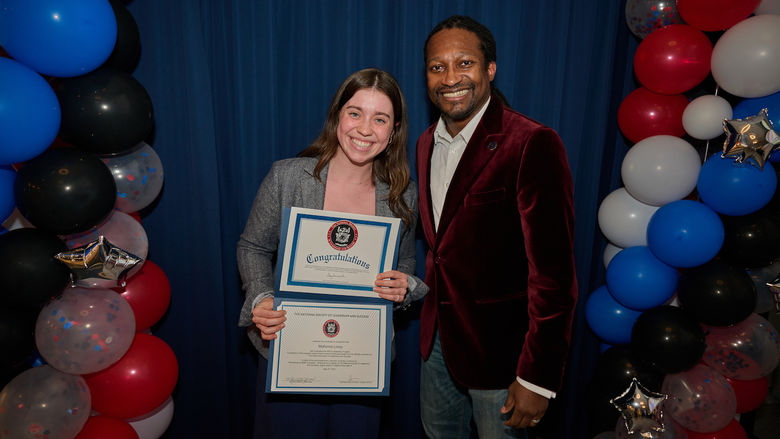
[433, 96, 491, 144]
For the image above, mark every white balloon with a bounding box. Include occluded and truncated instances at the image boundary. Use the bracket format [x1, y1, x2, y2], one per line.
[127, 396, 174, 439]
[755, 0, 780, 15]
[711, 15, 780, 98]
[603, 242, 623, 269]
[682, 95, 733, 140]
[621, 135, 702, 206]
[597, 187, 660, 248]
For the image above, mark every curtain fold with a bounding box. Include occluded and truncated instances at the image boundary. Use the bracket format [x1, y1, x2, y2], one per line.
[125, 1, 635, 437]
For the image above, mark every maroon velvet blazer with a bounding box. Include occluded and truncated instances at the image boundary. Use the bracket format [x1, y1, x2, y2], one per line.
[416, 97, 578, 391]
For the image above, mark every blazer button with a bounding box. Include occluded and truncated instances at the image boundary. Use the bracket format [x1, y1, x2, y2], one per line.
[435, 256, 441, 264]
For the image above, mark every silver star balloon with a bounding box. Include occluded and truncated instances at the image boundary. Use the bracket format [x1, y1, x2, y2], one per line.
[767, 275, 780, 313]
[721, 109, 780, 170]
[55, 235, 143, 285]
[610, 377, 669, 438]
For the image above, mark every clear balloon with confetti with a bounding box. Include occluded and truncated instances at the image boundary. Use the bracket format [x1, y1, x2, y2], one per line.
[0, 365, 91, 439]
[35, 287, 136, 374]
[102, 142, 164, 213]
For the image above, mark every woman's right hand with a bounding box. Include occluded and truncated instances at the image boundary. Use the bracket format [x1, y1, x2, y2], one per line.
[251, 296, 286, 340]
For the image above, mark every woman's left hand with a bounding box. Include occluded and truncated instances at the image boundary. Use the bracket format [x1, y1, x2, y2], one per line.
[374, 270, 408, 303]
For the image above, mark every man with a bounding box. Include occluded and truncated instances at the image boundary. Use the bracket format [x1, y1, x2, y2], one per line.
[416, 16, 578, 438]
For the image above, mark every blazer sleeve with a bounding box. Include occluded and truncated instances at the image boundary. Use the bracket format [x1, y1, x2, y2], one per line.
[514, 127, 578, 392]
[237, 162, 283, 328]
[397, 180, 429, 306]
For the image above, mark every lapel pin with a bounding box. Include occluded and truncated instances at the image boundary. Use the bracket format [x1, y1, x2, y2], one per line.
[487, 141, 497, 150]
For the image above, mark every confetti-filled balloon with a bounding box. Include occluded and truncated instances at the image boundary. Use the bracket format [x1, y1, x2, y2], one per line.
[662, 364, 736, 433]
[103, 143, 164, 213]
[35, 287, 136, 375]
[702, 313, 780, 380]
[0, 365, 91, 439]
[625, 0, 682, 39]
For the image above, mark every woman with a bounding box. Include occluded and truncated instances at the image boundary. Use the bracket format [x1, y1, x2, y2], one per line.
[237, 68, 427, 438]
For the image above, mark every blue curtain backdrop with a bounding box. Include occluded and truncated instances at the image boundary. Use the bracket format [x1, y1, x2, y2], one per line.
[123, 1, 638, 437]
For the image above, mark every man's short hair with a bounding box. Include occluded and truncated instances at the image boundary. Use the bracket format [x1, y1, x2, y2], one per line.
[424, 15, 497, 66]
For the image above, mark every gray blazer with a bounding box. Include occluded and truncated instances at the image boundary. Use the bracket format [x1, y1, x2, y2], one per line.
[237, 157, 428, 355]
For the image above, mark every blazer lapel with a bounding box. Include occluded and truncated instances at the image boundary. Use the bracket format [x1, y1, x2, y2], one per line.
[436, 98, 505, 239]
[300, 160, 327, 209]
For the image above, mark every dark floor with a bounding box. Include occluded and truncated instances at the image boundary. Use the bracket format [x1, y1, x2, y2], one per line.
[752, 394, 780, 439]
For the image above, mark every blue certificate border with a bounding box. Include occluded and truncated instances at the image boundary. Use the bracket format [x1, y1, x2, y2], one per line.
[266, 298, 392, 395]
[285, 213, 393, 292]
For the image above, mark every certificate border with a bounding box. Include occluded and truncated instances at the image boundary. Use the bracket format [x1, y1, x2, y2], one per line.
[266, 299, 391, 395]
[276, 207, 401, 297]
[287, 213, 391, 292]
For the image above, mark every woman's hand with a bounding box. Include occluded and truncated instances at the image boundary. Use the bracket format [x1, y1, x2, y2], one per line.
[374, 270, 408, 303]
[251, 296, 286, 340]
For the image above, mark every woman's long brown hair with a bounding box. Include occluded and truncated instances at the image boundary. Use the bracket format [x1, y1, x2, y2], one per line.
[299, 68, 413, 226]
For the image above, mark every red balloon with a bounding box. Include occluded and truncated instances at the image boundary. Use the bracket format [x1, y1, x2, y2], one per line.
[683, 418, 747, 439]
[726, 376, 769, 413]
[75, 416, 139, 439]
[84, 334, 178, 419]
[114, 260, 171, 331]
[618, 87, 689, 143]
[634, 24, 712, 94]
[677, 0, 761, 31]
[129, 211, 142, 223]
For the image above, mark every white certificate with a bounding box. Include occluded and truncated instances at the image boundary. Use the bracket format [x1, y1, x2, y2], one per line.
[276, 207, 401, 298]
[266, 300, 390, 394]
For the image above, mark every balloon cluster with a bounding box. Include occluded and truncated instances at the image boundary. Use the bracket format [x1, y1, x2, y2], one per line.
[0, 2, 175, 439]
[589, 1, 780, 438]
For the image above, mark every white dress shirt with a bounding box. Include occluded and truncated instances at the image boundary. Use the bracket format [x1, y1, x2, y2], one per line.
[429, 97, 555, 399]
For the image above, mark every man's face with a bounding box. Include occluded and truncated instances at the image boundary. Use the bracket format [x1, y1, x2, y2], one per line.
[425, 28, 496, 134]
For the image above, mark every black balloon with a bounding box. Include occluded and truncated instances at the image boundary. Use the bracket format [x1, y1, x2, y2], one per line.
[14, 149, 117, 235]
[103, 0, 141, 72]
[677, 258, 757, 326]
[0, 228, 70, 308]
[592, 346, 665, 397]
[0, 306, 37, 371]
[631, 306, 706, 374]
[586, 346, 665, 434]
[55, 67, 154, 155]
[719, 209, 780, 269]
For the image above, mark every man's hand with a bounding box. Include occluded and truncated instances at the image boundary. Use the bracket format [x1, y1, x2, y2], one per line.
[500, 380, 548, 429]
[251, 296, 286, 340]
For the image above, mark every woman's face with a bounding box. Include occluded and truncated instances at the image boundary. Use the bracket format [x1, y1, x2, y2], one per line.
[335, 88, 394, 168]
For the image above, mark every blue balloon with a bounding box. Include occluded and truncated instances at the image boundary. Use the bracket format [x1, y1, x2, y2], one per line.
[0, 166, 15, 222]
[0, 0, 117, 77]
[605, 246, 678, 310]
[697, 154, 777, 216]
[585, 285, 642, 345]
[0, 58, 61, 165]
[647, 200, 724, 268]
[733, 91, 780, 129]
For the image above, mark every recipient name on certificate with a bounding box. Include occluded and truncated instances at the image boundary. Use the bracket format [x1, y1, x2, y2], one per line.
[267, 300, 389, 394]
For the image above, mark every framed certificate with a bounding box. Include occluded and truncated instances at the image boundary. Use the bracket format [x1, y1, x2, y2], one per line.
[266, 207, 400, 395]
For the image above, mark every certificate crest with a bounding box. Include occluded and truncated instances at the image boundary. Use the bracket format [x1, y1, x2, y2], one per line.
[327, 220, 358, 250]
[323, 319, 340, 337]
